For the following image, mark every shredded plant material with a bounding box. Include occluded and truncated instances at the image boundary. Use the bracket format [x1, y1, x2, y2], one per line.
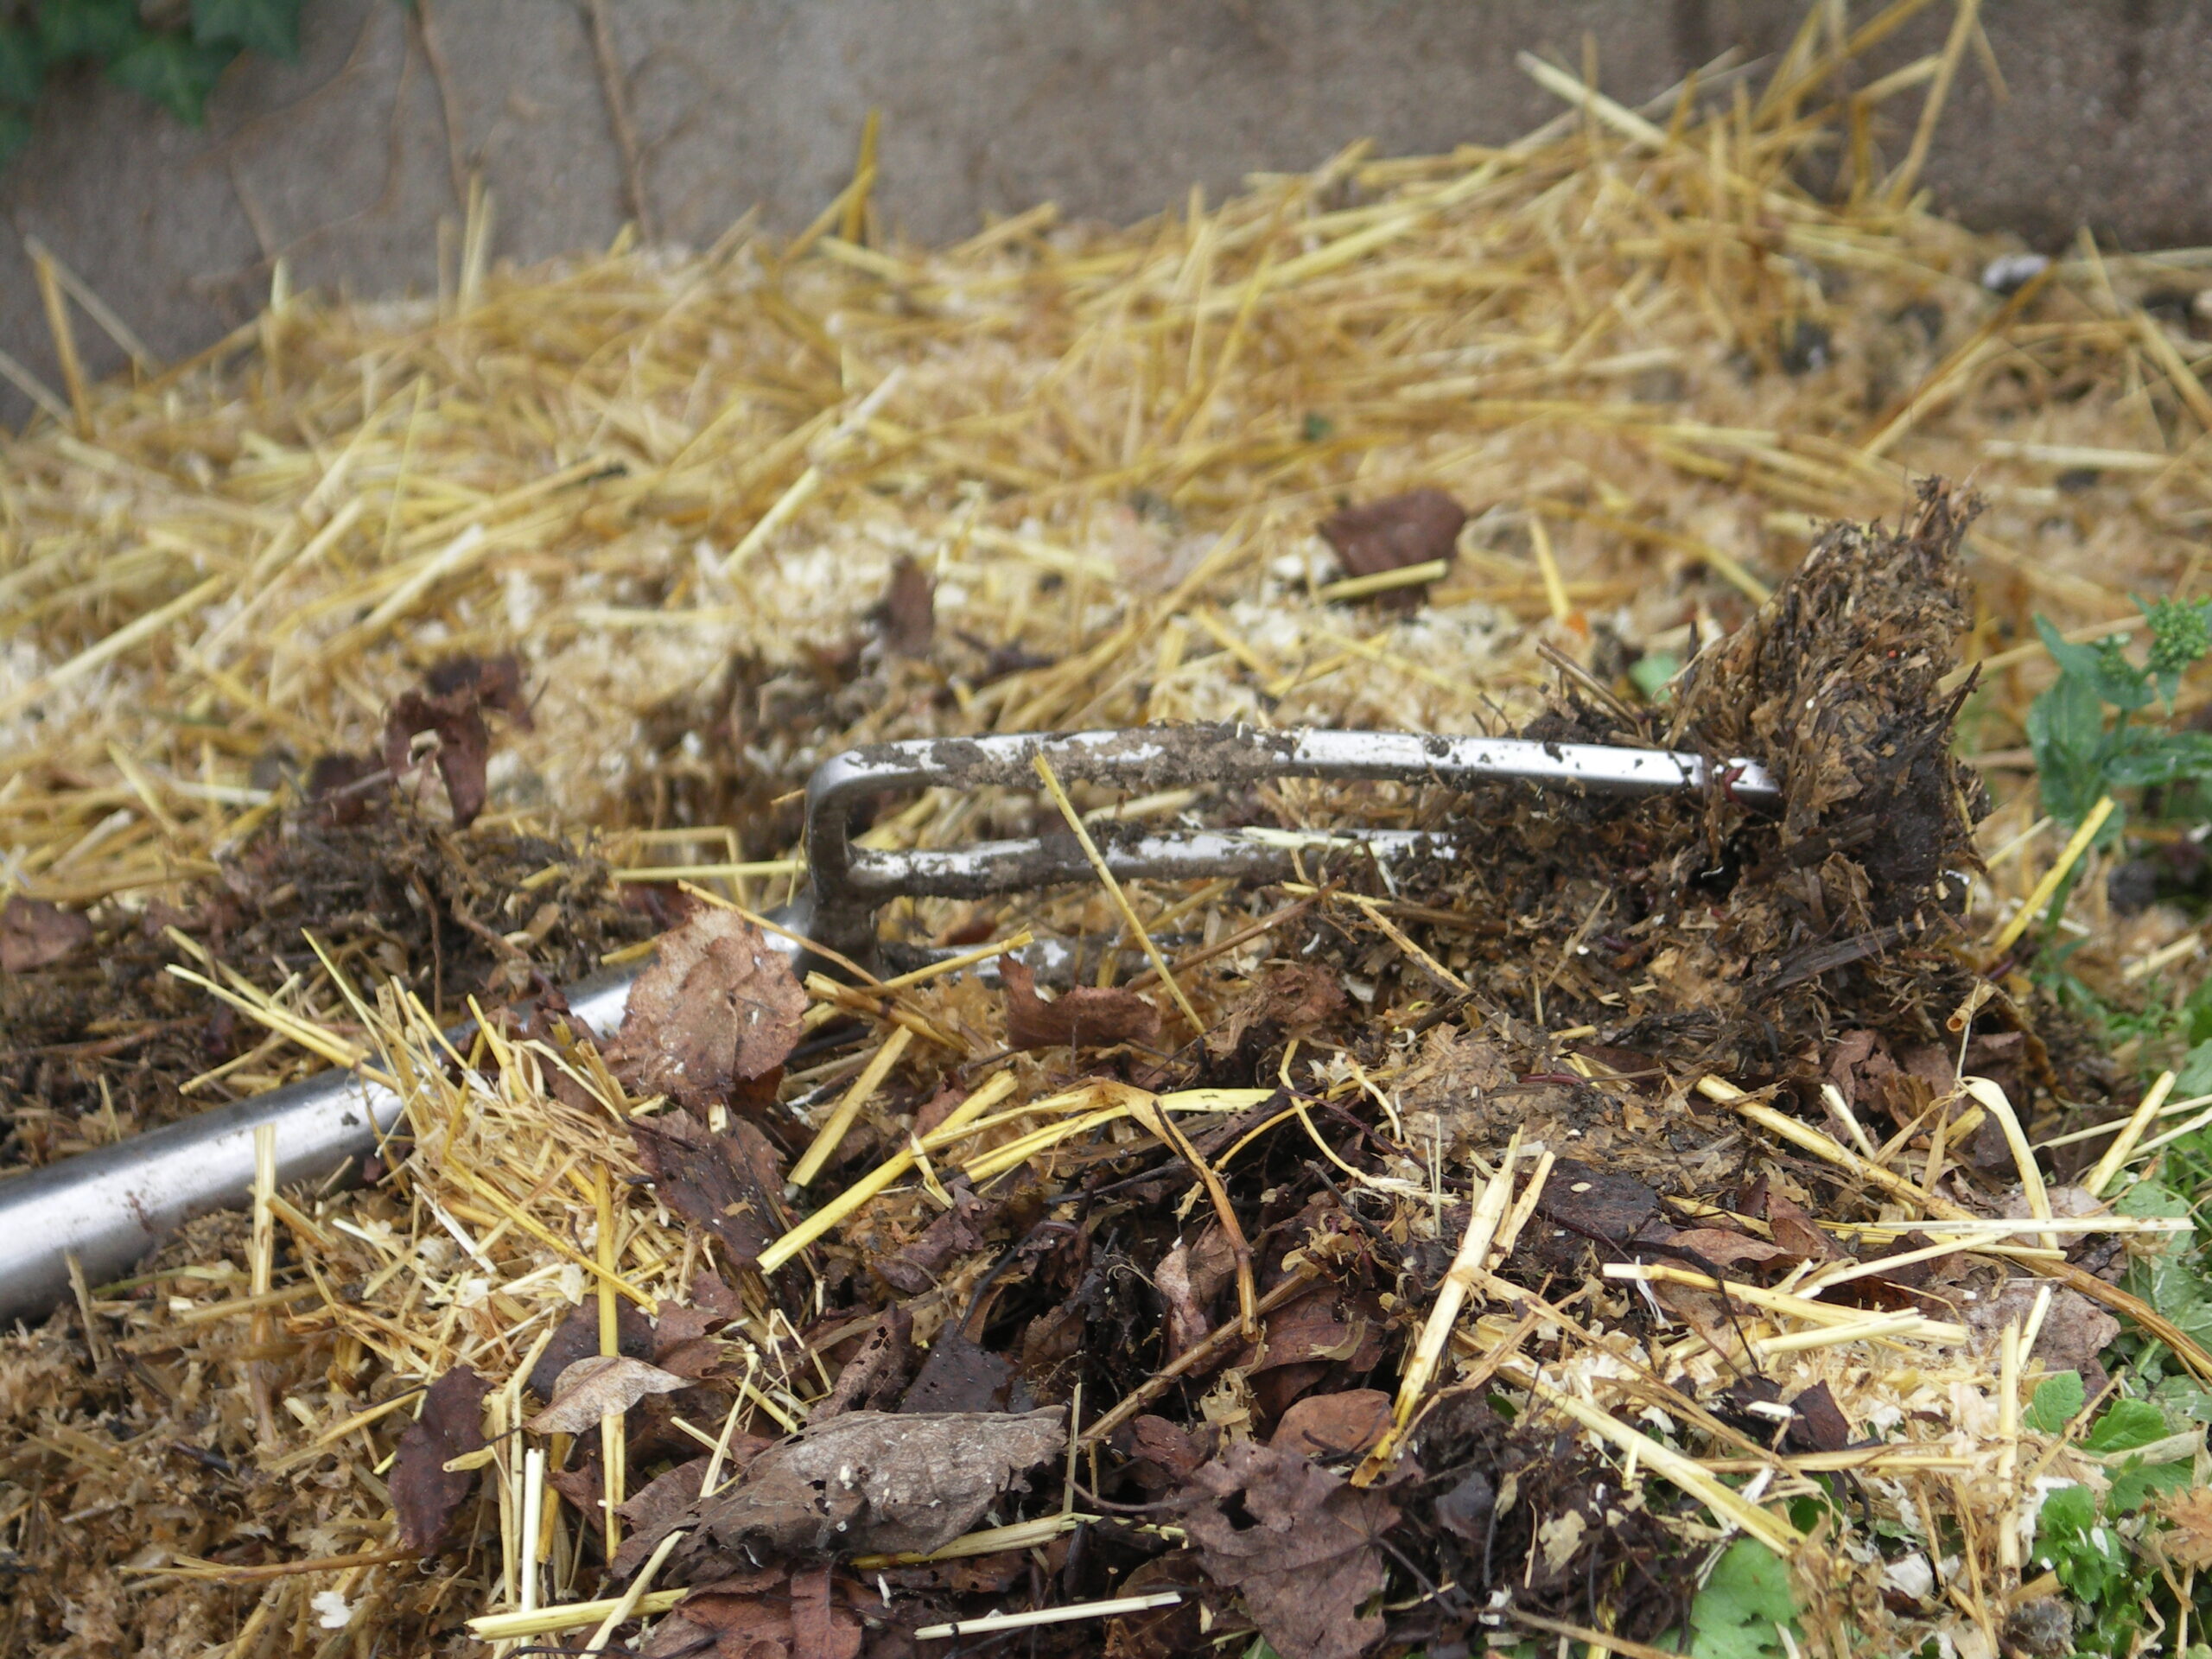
[9, 10, 2212, 1657]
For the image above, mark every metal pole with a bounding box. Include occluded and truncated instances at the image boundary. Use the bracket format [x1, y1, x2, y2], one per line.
[0, 970, 639, 1324]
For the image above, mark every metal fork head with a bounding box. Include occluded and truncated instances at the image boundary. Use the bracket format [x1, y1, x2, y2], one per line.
[798, 723, 1779, 960]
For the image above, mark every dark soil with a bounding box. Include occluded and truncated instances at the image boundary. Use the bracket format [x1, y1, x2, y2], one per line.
[0, 805, 655, 1173]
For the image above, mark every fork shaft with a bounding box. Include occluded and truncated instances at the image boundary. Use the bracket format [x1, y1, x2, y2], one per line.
[804, 725, 1776, 953]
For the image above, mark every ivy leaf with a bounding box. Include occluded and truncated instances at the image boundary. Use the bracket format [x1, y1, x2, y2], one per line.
[2026, 1370, 2085, 1433]
[106, 33, 236, 124]
[0, 27, 42, 106]
[1690, 1539, 1802, 1659]
[38, 0, 139, 61]
[192, 0, 302, 60]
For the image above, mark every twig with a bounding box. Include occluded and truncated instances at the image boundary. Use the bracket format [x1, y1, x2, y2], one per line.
[142, 1547, 418, 1583]
[1081, 1264, 1321, 1446]
[1503, 1606, 1696, 1659]
[584, 0, 656, 241]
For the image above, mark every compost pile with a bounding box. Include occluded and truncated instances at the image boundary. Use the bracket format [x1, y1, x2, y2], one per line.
[10, 6, 2212, 1656]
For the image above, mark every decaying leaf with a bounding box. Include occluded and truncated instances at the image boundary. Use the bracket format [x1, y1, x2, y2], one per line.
[1001, 954, 1160, 1051]
[0, 896, 92, 973]
[1664, 1228, 1798, 1272]
[1270, 1389, 1392, 1460]
[531, 1302, 654, 1398]
[1535, 1159, 1657, 1243]
[631, 1109, 788, 1267]
[526, 1355, 690, 1434]
[1318, 487, 1465, 591]
[612, 1457, 714, 1579]
[882, 555, 935, 656]
[1179, 1440, 1399, 1659]
[2154, 1485, 2212, 1570]
[812, 1308, 913, 1419]
[1786, 1382, 1853, 1453]
[1764, 1192, 1844, 1262]
[610, 908, 808, 1110]
[1209, 961, 1348, 1056]
[789, 1565, 862, 1659]
[391, 1366, 489, 1554]
[696, 1407, 1065, 1558]
[645, 1567, 791, 1659]
[896, 1327, 1013, 1414]
[380, 653, 531, 827]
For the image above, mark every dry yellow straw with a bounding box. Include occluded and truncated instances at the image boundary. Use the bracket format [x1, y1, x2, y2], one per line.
[1032, 753, 1205, 1034]
[1527, 513, 1572, 625]
[1697, 1075, 1979, 1224]
[1313, 558, 1450, 603]
[2085, 1067, 2178, 1197]
[1501, 1357, 1801, 1553]
[760, 1069, 1016, 1272]
[468, 1591, 687, 1642]
[1362, 1135, 1524, 1478]
[788, 1025, 916, 1189]
[1997, 1319, 2023, 1577]
[1960, 1076, 2057, 1250]
[1986, 795, 2115, 958]
[581, 1527, 687, 1655]
[594, 1166, 625, 1560]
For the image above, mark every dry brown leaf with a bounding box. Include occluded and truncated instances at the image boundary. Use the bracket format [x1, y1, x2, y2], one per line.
[379, 653, 531, 827]
[2155, 1486, 2212, 1570]
[526, 1355, 690, 1434]
[1154, 1237, 1211, 1357]
[390, 1366, 489, 1554]
[1179, 1440, 1399, 1659]
[1765, 1192, 1845, 1262]
[1535, 1159, 1657, 1243]
[696, 1407, 1065, 1558]
[1664, 1228, 1798, 1271]
[1001, 954, 1160, 1051]
[1270, 1389, 1392, 1460]
[789, 1565, 861, 1659]
[1318, 488, 1465, 586]
[611, 1457, 713, 1579]
[631, 1109, 787, 1267]
[610, 908, 808, 1110]
[1209, 961, 1347, 1056]
[1, 896, 92, 973]
[882, 555, 934, 656]
[811, 1308, 912, 1420]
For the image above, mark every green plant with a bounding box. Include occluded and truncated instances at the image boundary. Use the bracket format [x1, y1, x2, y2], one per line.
[1688, 1539, 1802, 1659]
[2024, 596, 2212, 834]
[0, 0, 305, 159]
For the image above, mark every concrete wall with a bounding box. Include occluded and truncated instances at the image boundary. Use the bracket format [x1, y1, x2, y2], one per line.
[3, 1, 2211, 423]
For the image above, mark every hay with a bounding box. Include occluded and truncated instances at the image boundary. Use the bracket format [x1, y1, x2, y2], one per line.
[5, 7, 2212, 1655]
